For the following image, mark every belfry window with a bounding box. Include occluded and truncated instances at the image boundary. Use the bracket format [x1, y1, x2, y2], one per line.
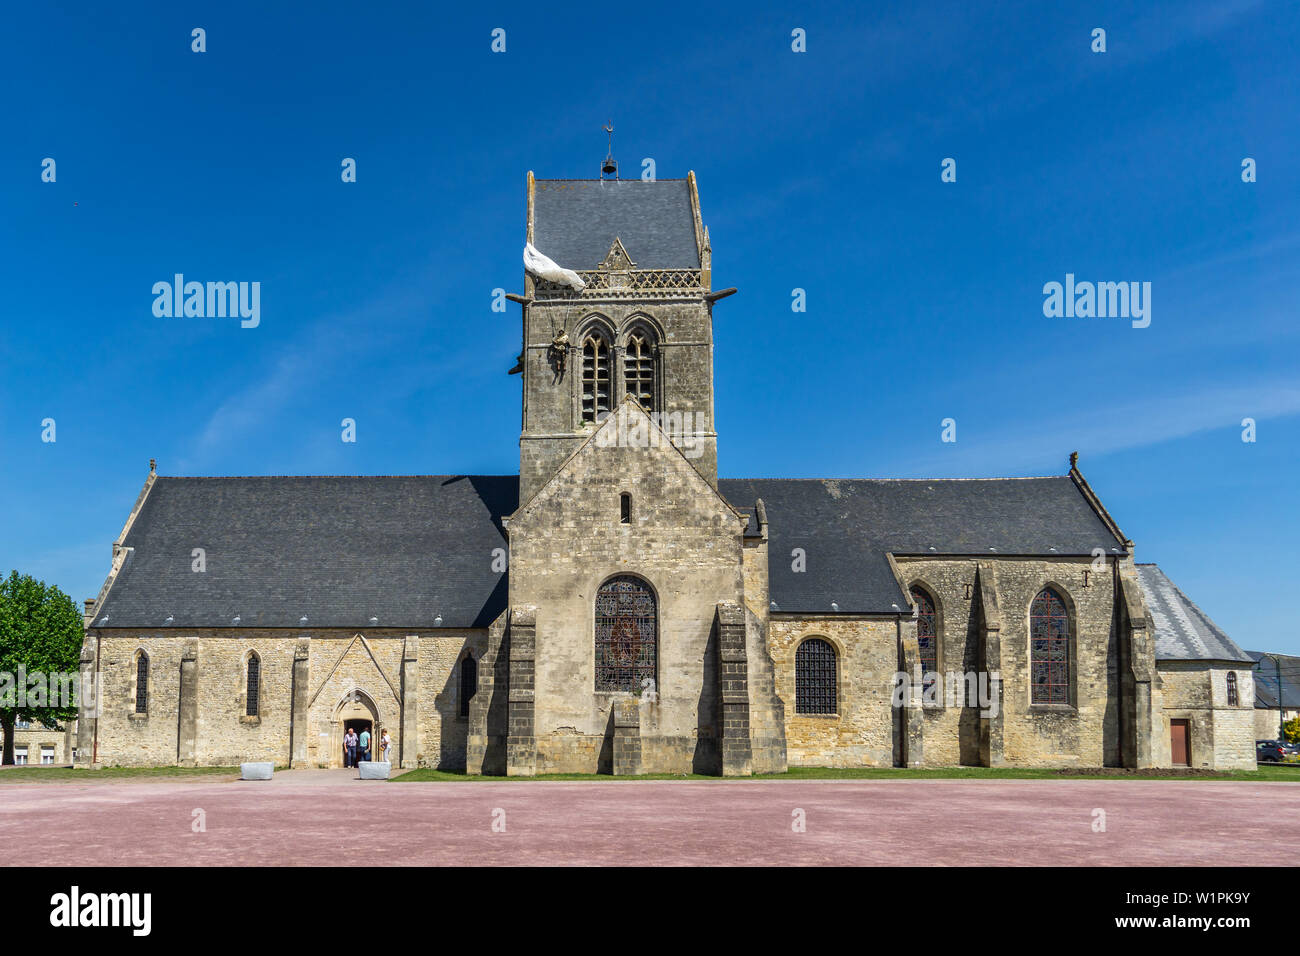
[624, 332, 655, 412]
[795, 638, 837, 714]
[581, 333, 612, 423]
[594, 576, 657, 692]
[620, 493, 631, 524]
[1030, 587, 1071, 705]
[910, 586, 938, 696]
[1226, 671, 1238, 706]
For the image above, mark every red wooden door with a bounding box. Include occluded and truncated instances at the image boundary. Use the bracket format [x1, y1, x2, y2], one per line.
[1170, 719, 1190, 766]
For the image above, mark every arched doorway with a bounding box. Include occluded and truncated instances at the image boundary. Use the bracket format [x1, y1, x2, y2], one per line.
[330, 689, 382, 768]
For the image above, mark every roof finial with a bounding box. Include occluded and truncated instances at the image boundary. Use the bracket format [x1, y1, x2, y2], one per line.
[601, 121, 618, 180]
[1069, 450, 1078, 470]
[149, 458, 157, 475]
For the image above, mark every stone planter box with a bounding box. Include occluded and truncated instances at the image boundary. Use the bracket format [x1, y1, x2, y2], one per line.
[358, 761, 391, 780]
[240, 762, 274, 780]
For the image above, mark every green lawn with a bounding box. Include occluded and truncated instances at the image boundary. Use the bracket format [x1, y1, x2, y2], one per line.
[392, 763, 1300, 783]
[0, 765, 241, 782]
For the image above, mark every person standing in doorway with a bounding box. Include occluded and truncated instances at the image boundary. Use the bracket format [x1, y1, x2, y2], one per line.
[380, 729, 391, 764]
[344, 727, 358, 768]
[358, 726, 371, 763]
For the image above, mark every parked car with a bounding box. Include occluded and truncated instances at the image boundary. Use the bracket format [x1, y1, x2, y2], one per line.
[1257, 740, 1287, 762]
[1281, 741, 1300, 760]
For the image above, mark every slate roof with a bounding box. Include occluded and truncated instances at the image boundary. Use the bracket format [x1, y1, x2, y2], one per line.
[96, 477, 514, 630]
[1135, 564, 1253, 663]
[720, 478, 1126, 614]
[531, 179, 700, 270]
[1244, 651, 1300, 709]
[96, 473, 1127, 628]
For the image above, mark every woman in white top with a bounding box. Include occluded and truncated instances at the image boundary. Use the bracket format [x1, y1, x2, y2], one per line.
[380, 730, 392, 763]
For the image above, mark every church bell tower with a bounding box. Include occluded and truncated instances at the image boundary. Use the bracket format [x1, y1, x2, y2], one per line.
[514, 168, 729, 503]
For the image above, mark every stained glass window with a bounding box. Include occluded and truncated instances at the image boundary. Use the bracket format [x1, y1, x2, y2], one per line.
[134, 652, 149, 715]
[624, 332, 655, 413]
[245, 654, 260, 717]
[911, 586, 939, 697]
[581, 334, 611, 423]
[795, 638, 837, 714]
[595, 576, 656, 692]
[1030, 587, 1070, 705]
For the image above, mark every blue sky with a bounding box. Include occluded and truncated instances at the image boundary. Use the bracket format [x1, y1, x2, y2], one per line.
[2, 1, 1297, 653]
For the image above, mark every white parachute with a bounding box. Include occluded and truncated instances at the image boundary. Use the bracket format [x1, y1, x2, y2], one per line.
[523, 242, 586, 291]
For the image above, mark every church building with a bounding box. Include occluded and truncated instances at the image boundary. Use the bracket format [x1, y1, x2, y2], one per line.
[75, 171, 1257, 773]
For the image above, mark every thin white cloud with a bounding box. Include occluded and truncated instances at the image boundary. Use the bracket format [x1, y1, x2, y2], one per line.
[892, 379, 1300, 476]
[174, 289, 428, 473]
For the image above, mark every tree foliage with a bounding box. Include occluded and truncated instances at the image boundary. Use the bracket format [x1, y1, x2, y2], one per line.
[0, 571, 85, 764]
[1283, 714, 1300, 746]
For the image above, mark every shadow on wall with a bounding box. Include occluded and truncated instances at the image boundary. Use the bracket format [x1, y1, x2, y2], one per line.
[477, 631, 510, 775]
[598, 706, 614, 774]
[693, 615, 721, 775]
[959, 605, 981, 766]
[1104, 595, 1125, 768]
[437, 663, 469, 771]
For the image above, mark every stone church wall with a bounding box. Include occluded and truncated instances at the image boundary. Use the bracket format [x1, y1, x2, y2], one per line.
[302, 634, 404, 767]
[197, 633, 300, 766]
[1156, 660, 1256, 770]
[83, 628, 481, 768]
[770, 617, 900, 767]
[740, 528, 788, 774]
[507, 404, 747, 775]
[415, 631, 487, 769]
[82, 633, 192, 766]
[896, 559, 987, 767]
[909, 556, 1122, 768]
[768, 557, 1131, 769]
[466, 612, 510, 774]
[82, 556, 1166, 773]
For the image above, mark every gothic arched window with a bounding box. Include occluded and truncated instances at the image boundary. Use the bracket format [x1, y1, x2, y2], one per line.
[581, 332, 612, 423]
[624, 331, 656, 413]
[460, 655, 478, 718]
[133, 651, 149, 715]
[1030, 587, 1071, 705]
[594, 576, 657, 692]
[245, 652, 261, 717]
[910, 586, 938, 695]
[1226, 671, 1238, 706]
[795, 638, 837, 714]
